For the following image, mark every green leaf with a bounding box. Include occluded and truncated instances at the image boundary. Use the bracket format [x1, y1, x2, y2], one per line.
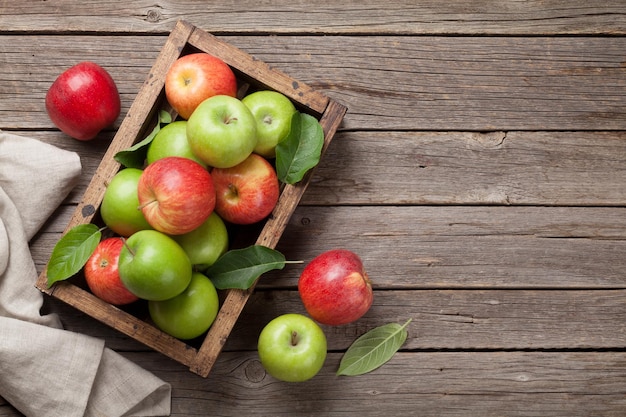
[337, 318, 412, 376]
[46, 224, 102, 287]
[114, 110, 172, 168]
[206, 245, 286, 290]
[275, 111, 324, 184]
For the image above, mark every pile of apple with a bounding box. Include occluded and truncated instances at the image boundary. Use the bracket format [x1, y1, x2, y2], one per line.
[46, 54, 374, 382]
[46, 53, 300, 341]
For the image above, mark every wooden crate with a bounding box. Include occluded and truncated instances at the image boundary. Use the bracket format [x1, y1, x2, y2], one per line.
[35, 19, 347, 378]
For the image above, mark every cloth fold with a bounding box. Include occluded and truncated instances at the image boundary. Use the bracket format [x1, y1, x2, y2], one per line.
[0, 131, 171, 417]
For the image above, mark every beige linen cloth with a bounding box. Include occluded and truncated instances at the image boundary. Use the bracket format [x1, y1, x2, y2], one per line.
[0, 131, 171, 416]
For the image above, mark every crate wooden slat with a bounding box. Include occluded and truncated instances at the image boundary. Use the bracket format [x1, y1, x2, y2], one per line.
[35, 19, 347, 378]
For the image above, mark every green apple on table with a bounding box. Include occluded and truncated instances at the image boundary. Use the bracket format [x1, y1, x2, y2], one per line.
[257, 313, 327, 382]
[118, 229, 192, 301]
[149, 272, 219, 340]
[186, 95, 257, 168]
[146, 120, 207, 168]
[172, 211, 229, 270]
[100, 167, 153, 237]
[242, 90, 297, 158]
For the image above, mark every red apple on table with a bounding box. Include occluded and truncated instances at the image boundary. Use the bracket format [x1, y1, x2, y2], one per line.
[45, 61, 120, 141]
[137, 156, 216, 235]
[165, 53, 238, 120]
[211, 153, 280, 225]
[298, 249, 373, 326]
[84, 237, 139, 306]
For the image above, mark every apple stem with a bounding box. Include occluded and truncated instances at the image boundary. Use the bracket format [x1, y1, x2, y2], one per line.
[291, 330, 299, 346]
[121, 237, 135, 257]
[227, 183, 239, 197]
[137, 199, 157, 211]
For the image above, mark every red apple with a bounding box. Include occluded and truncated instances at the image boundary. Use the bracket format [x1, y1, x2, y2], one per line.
[165, 53, 238, 120]
[298, 249, 373, 326]
[84, 237, 139, 305]
[211, 153, 280, 225]
[45, 61, 120, 141]
[137, 156, 216, 235]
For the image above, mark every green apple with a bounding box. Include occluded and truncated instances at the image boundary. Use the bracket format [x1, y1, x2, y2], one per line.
[172, 211, 229, 269]
[148, 272, 219, 340]
[257, 313, 327, 382]
[146, 120, 207, 168]
[242, 90, 297, 158]
[100, 168, 153, 237]
[186, 95, 257, 168]
[118, 229, 192, 301]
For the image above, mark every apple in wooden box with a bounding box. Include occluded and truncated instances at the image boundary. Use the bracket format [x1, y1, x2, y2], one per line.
[36, 19, 347, 378]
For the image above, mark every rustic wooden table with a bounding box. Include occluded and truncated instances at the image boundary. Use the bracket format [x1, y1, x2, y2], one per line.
[2, 2, 626, 416]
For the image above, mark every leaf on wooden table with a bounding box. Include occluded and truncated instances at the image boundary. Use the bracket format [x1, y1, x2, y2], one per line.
[47, 224, 102, 287]
[205, 245, 286, 290]
[337, 318, 412, 376]
[275, 111, 324, 184]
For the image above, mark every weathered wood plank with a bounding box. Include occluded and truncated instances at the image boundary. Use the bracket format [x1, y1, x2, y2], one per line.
[1, 36, 625, 131]
[273, 206, 626, 289]
[31, 205, 626, 289]
[17, 130, 626, 207]
[4, 351, 625, 416]
[1, 1, 625, 35]
[41, 289, 626, 351]
[308, 130, 626, 206]
[138, 351, 626, 417]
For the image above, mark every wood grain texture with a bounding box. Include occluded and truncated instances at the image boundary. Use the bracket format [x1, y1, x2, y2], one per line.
[137, 351, 626, 417]
[1, 1, 625, 35]
[40, 289, 626, 351]
[307, 130, 626, 206]
[1, 36, 625, 131]
[16, 130, 626, 207]
[4, 351, 626, 416]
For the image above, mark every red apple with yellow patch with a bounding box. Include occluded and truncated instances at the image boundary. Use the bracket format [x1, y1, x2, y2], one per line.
[211, 153, 280, 225]
[137, 156, 216, 235]
[165, 53, 238, 120]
